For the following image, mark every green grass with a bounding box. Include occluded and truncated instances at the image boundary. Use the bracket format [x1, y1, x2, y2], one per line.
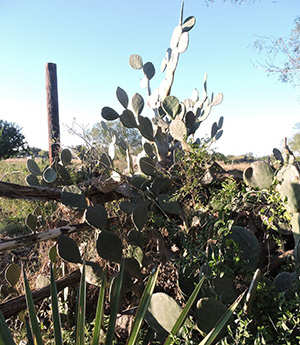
[0, 158, 54, 236]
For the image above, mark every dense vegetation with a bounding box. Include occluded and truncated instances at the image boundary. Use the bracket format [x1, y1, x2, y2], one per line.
[0, 2, 300, 345]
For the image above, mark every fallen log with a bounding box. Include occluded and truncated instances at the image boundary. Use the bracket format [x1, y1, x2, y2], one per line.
[0, 223, 92, 252]
[0, 269, 81, 319]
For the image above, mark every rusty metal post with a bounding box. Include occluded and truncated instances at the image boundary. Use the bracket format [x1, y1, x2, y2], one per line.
[45, 63, 60, 164]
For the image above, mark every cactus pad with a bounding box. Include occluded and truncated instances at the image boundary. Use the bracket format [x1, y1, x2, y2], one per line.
[5, 263, 21, 287]
[128, 229, 146, 248]
[132, 93, 144, 116]
[61, 148, 72, 166]
[119, 200, 135, 214]
[182, 16, 196, 32]
[26, 159, 41, 176]
[143, 62, 155, 80]
[96, 230, 122, 263]
[196, 297, 227, 334]
[83, 262, 103, 287]
[273, 271, 297, 292]
[101, 107, 119, 121]
[243, 161, 274, 189]
[57, 235, 82, 264]
[129, 54, 143, 70]
[116, 86, 129, 108]
[138, 116, 154, 141]
[158, 194, 182, 215]
[25, 174, 40, 186]
[229, 226, 260, 270]
[162, 96, 180, 119]
[146, 292, 183, 338]
[169, 118, 187, 142]
[139, 157, 156, 176]
[25, 214, 37, 231]
[43, 167, 57, 183]
[132, 202, 149, 231]
[120, 109, 138, 128]
[84, 204, 108, 229]
[61, 191, 87, 210]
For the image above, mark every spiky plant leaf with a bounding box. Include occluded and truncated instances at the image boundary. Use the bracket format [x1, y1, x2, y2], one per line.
[96, 231, 122, 263]
[132, 202, 149, 231]
[129, 54, 143, 70]
[116, 87, 129, 109]
[25, 214, 37, 231]
[75, 263, 86, 345]
[162, 96, 180, 119]
[127, 266, 159, 345]
[23, 266, 43, 345]
[50, 264, 63, 345]
[143, 62, 155, 80]
[139, 157, 156, 176]
[92, 271, 106, 345]
[5, 263, 21, 288]
[138, 116, 154, 141]
[57, 235, 82, 264]
[84, 205, 108, 229]
[120, 109, 138, 128]
[101, 107, 119, 121]
[61, 148, 72, 166]
[43, 167, 57, 183]
[26, 159, 41, 176]
[169, 118, 187, 142]
[132, 93, 144, 116]
[0, 311, 16, 345]
[182, 16, 196, 32]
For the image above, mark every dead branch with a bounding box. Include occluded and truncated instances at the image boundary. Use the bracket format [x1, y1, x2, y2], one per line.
[0, 223, 92, 252]
[0, 269, 81, 319]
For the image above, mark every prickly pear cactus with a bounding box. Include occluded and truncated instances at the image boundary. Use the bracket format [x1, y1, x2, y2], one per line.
[243, 161, 274, 189]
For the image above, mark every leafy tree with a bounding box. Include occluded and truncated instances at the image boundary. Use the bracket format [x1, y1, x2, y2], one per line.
[0, 120, 26, 159]
[254, 16, 300, 86]
[289, 132, 300, 155]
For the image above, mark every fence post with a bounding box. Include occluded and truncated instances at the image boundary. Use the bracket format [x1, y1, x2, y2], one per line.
[45, 63, 60, 164]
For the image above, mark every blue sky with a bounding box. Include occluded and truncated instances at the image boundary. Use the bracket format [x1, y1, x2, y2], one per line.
[0, 0, 299, 156]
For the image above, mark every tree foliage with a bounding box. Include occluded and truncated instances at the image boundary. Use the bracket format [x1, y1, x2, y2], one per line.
[255, 16, 300, 86]
[0, 120, 26, 160]
[289, 132, 300, 155]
